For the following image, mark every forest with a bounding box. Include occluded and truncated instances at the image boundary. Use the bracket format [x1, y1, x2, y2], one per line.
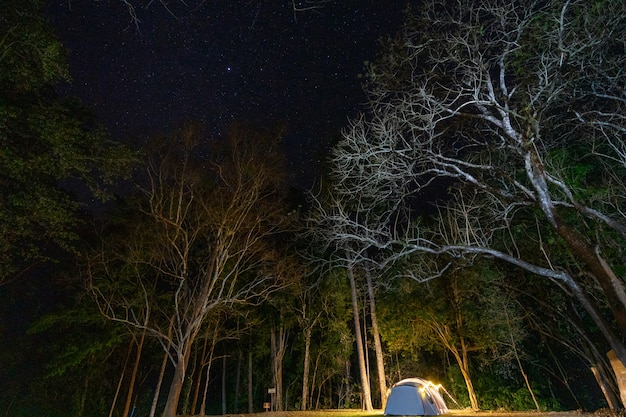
[1, 1, 625, 417]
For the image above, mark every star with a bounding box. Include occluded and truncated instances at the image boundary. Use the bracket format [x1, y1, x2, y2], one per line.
[49, 1, 405, 186]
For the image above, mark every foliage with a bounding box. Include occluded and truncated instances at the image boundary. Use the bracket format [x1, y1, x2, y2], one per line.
[0, 0, 133, 284]
[86, 123, 298, 417]
[326, 0, 626, 407]
[2, 0, 625, 414]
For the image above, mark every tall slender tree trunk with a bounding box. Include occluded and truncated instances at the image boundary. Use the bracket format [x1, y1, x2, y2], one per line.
[365, 267, 387, 408]
[200, 339, 216, 416]
[190, 368, 202, 415]
[110, 367, 125, 417]
[271, 323, 287, 411]
[196, 322, 220, 415]
[311, 352, 321, 409]
[123, 328, 146, 417]
[162, 348, 190, 417]
[79, 373, 90, 417]
[301, 326, 312, 410]
[222, 355, 227, 414]
[456, 338, 479, 411]
[591, 366, 620, 410]
[234, 349, 242, 413]
[150, 347, 170, 417]
[347, 265, 373, 410]
[110, 344, 132, 417]
[503, 306, 540, 411]
[434, 322, 479, 411]
[248, 347, 253, 413]
[186, 346, 202, 415]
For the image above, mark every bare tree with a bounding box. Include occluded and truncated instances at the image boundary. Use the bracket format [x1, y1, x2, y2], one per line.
[305, 178, 393, 410]
[327, 0, 626, 403]
[87, 124, 293, 417]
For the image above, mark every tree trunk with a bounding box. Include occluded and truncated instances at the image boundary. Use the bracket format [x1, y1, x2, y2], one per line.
[270, 323, 287, 411]
[457, 338, 479, 411]
[527, 147, 626, 342]
[554, 219, 626, 340]
[191, 330, 211, 415]
[248, 347, 253, 413]
[502, 305, 539, 411]
[190, 361, 203, 414]
[607, 350, 626, 408]
[110, 344, 132, 417]
[161, 352, 188, 417]
[311, 351, 321, 409]
[234, 349, 242, 413]
[347, 265, 373, 411]
[123, 328, 146, 417]
[200, 340, 216, 416]
[591, 366, 620, 410]
[301, 326, 312, 410]
[222, 355, 227, 415]
[110, 368, 125, 417]
[365, 267, 387, 408]
[79, 373, 89, 417]
[150, 348, 170, 417]
[435, 321, 479, 411]
[561, 275, 626, 367]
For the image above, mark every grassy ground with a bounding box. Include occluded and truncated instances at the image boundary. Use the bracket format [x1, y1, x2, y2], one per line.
[212, 408, 613, 417]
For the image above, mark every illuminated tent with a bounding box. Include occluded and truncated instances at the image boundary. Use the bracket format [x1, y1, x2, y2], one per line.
[384, 378, 449, 416]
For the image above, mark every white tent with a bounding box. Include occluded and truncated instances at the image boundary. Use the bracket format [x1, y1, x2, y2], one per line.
[384, 378, 449, 416]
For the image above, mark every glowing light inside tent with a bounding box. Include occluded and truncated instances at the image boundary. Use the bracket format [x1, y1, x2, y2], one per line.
[419, 380, 442, 394]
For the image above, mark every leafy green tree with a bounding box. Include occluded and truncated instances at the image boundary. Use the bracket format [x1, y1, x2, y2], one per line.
[0, 0, 131, 284]
[303, 268, 353, 409]
[380, 263, 527, 411]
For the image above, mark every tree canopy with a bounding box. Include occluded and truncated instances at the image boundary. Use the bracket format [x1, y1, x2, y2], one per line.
[2, 1, 625, 416]
[0, 0, 132, 284]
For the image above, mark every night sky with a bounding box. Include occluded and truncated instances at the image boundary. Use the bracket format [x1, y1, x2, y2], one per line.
[49, 1, 406, 186]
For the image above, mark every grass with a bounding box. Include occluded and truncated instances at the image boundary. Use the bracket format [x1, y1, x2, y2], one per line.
[219, 410, 385, 417]
[212, 409, 601, 417]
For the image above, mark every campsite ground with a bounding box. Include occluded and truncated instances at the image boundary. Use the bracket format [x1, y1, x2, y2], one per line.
[214, 409, 622, 417]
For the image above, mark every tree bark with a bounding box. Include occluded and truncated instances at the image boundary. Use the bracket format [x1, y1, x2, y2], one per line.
[200, 340, 216, 416]
[365, 267, 387, 408]
[433, 321, 479, 411]
[110, 344, 132, 417]
[347, 265, 373, 410]
[161, 350, 188, 417]
[150, 347, 170, 417]
[301, 326, 312, 410]
[234, 349, 242, 413]
[222, 355, 227, 415]
[554, 219, 626, 339]
[123, 328, 146, 417]
[526, 146, 626, 354]
[79, 373, 89, 417]
[248, 347, 253, 413]
[458, 337, 479, 411]
[270, 323, 287, 411]
[499, 300, 540, 410]
[191, 330, 210, 415]
[591, 366, 620, 410]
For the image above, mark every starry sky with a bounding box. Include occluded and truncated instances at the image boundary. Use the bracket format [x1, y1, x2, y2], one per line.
[49, 1, 406, 186]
